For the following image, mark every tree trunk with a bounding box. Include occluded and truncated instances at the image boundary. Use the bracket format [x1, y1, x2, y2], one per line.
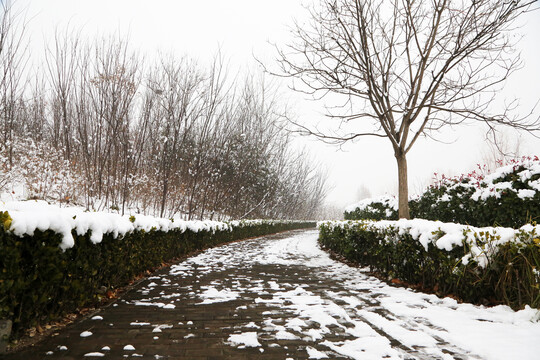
[160, 177, 168, 218]
[395, 151, 410, 219]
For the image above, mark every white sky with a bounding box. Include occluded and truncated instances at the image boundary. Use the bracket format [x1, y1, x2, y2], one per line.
[15, 0, 540, 209]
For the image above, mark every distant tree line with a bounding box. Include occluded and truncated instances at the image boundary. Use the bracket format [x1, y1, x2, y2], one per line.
[0, 2, 328, 220]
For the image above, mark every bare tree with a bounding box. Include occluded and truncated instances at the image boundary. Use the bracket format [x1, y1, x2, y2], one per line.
[146, 54, 205, 218]
[0, 0, 28, 166]
[0, 6, 329, 220]
[72, 36, 140, 211]
[44, 27, 81, 160]
[275, 0, 539, 218]
[184, 54, 230, 220]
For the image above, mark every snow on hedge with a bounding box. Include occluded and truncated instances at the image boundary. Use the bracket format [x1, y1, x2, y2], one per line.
[344, 195, 398, 215]
[345, 156, 540, 215]
[433, 156, 540, 201]
[318, 219, 540, 268]
[0, 200, 287, 250]
[472, 157, 540, 200]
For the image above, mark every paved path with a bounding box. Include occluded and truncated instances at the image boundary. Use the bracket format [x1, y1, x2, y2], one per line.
[6, 229, 540, 359]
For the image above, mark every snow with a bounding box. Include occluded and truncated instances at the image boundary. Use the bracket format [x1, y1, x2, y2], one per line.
[322, 337, 401, 360]
[518, 189, 536, 199]
[275, 330, 298, 340]
[133, 301, 176, 309]
[160, 229, 540, 359]
[442, 157, 540, 203]
[83, 352, 105, 357]
[286, 317, 307, 331]
[439, 193, 451, 202]
[0, 200, 230, 250]
[306, 346, 328, 359]
[152, 324, 173, 332]
[227, 332, 261, 347]
[123, 344, 135, 351]
[198, 286, 240, 304]
[375, 293, 540, 360]
[130, 322, 151, 326]
[79, 331, 92, 337]
[345, 195, 397, 213]
[0, 199, 300, 250]
[253, 231, 335, 267]
[267, 280, 281, 290]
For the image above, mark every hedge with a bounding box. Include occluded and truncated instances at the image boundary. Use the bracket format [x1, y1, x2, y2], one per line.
[318, 220, 540, 309]
[0, 215, 315, 339]
[345, 157, 540, 228]
[344, 196, 398, 221]
[410, 168, 540, 228]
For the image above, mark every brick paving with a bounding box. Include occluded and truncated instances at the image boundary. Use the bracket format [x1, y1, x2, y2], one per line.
[5, 229, 480, 360]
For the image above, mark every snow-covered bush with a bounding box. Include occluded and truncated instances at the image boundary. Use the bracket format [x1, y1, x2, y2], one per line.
[0, 201, 315, 339]
[411, 156, 540, 227]
[345, 157, 540, 227]
[318, 219, 540, 309]
[344, 195, 398, 221]
[0, 137, 83, 203]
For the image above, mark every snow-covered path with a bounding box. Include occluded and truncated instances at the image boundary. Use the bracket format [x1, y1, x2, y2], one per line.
[9, 229, 540, 359]
[173, 229, 540, 360]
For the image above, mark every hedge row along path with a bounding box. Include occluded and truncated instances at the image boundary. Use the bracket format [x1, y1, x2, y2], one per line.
[6, 229, 539, 359]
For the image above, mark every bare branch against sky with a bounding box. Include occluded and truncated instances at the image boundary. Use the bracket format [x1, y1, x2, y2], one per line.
[274, 0, 539, 217]
[10, 0, 540, 209]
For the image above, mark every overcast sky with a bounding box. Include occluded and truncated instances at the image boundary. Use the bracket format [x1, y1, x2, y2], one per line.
[16, 0, 540, 208]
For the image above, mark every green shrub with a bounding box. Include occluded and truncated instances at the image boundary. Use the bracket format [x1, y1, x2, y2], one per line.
[318, 220, 540, 309]
[344, 196, 398, 221]
[410, 166, 540, 228]
[346, 157, 540, 228]
[0, 219, 314, 339]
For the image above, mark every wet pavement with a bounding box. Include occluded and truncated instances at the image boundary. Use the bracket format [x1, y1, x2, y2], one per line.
[5, 229, 537, 359]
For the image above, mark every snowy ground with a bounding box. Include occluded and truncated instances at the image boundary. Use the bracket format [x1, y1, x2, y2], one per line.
[12, 229, 540, 359]
[164, 230, 540, 359]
